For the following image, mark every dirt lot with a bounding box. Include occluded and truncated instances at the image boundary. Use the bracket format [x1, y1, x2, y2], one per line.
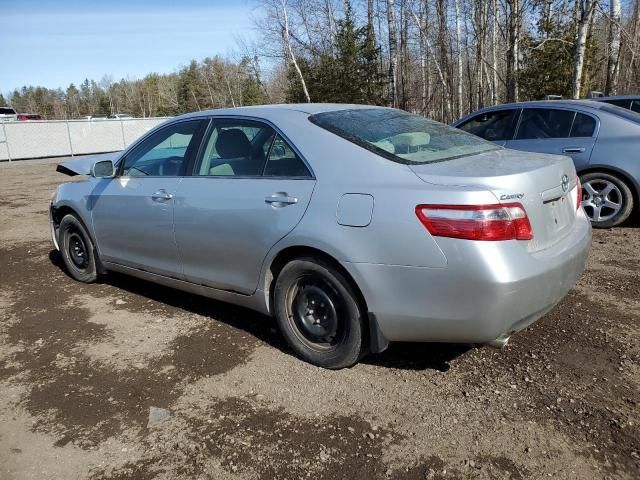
[0, 157, 638, 480]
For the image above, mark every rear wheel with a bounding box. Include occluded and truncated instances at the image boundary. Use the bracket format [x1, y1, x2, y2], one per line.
[580, 172, 634, 228]
[59, 214, 98, 283]
[273, 257, 367, 369]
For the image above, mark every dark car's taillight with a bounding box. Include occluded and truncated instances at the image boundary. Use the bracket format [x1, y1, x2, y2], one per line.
[415, 203, 533, 241]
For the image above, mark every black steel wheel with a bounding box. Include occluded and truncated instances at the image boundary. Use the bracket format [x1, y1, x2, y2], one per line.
[274, 256, 366, 369]
[59, 214, 98, 283]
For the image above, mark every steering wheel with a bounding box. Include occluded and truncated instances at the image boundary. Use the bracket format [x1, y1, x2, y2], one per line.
[158, 156, 183, 176]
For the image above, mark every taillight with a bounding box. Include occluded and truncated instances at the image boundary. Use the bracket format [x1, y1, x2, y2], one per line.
[576, 179, 582, 210]
[415, 203, 533, 241]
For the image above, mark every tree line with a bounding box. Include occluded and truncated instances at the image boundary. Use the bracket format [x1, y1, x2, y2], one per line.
[2, 56, 268, 120]
[3, 0, 640, 123]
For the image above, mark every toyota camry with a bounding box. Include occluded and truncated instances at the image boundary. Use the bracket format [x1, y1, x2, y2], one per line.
[51, 104, 591, 368]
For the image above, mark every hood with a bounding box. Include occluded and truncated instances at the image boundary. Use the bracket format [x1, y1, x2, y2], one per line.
[55, 151, 122, 176]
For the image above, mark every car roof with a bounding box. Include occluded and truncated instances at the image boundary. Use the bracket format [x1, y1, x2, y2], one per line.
[475, 99, 607, 110]
[174, 103, 379, 122]
[453, 99, 621, 124]
[593, 95, 640, 101]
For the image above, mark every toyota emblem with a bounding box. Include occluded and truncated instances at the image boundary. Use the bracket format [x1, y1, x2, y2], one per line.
[561, 174, 569, 192]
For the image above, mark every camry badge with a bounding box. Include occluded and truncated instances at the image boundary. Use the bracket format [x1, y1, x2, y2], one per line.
[561, 174, 569, 192]
[500, 193, 524, 200]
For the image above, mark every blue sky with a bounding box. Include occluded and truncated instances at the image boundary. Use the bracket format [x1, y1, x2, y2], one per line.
[0, 0, 258, 94]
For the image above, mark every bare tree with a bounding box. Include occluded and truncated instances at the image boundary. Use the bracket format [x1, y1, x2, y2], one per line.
[572, 0, 597, 99]
[411, 9, 452, 120]
[282, 0, 311, 102]
[605, 0, 622, 95]
[505, 0, 521, 102]
[627, 0, 640, 91]
[490, 0, 498, 104]
[454, 0, 464, 117]
[386, 0, 399, 107]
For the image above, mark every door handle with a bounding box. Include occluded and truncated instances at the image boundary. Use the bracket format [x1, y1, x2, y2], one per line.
[151, 190, 173, 201]
[265, 193, 298, 207]
[562, 147, 586, 154]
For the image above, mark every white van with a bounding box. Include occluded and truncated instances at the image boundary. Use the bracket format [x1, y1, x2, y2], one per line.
[0, 106, 17, 122]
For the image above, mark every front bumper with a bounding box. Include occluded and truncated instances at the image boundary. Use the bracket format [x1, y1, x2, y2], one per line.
[344, 213, 591, 344]
[49, 204, 60, 251]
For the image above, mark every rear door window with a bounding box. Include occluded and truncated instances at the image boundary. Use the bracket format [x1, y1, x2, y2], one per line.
[570, 113, 596, 137]
[457, 109, 519, 141]
[515, 108, 575, 139]
[196, 120, 276, 176]
[263, 135, 311, 177]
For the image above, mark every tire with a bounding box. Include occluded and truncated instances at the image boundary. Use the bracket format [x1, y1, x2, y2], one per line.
[580, 172, 634, 228]
[58, 214, 99, 283]
[273, 257, 367, 369]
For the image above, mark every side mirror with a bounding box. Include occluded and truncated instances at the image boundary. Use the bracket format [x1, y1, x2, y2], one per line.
[91, 160, 115, 178]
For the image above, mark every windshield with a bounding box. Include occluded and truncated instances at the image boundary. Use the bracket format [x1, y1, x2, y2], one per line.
[309, 108, 499, 164]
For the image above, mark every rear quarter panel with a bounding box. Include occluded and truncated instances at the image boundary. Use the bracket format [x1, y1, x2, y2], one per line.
[261, 119, 499, 270]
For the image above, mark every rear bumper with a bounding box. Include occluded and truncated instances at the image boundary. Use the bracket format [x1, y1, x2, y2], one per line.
[344, 212, 591, 344]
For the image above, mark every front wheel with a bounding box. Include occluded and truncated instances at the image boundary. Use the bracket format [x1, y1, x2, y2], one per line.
[59, 214, 99, 283]
[580, 172, 634, 228]
[273, 257, 367, 369]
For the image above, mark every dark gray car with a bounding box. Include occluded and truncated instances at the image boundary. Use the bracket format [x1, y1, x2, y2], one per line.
[593, 95, 640, 113]
[454, 100, 640, 227]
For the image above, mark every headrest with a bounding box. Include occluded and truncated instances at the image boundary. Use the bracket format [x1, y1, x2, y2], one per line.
[216, 129, 252, 159]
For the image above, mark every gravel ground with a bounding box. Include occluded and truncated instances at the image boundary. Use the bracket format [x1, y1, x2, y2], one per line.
[0, 157, 638, 480]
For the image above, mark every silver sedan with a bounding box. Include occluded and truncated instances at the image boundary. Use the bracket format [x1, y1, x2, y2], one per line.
[51, 104, 591, 368]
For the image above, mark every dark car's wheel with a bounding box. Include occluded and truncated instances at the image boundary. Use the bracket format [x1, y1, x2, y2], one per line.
[273, 257, 367, 369]
[59, 214, 99, 283]
[580, 172, 634, 228]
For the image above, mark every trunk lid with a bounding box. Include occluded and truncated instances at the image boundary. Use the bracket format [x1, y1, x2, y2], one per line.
[409, 148, 579, 252]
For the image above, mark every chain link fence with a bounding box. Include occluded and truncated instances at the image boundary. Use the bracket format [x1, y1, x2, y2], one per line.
[0, 118, 170, 161]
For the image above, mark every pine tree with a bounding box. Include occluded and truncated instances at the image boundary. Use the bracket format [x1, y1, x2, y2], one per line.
[285, 0, 383, 105]
[519, 18, 575, 99]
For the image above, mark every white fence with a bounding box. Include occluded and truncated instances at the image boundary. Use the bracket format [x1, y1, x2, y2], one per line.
[0, 118, 170, 161]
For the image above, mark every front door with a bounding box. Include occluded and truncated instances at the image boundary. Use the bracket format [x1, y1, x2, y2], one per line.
[456, 108, 520, 147]
[91, 120, 205, 278]
[174, 119, 315, 294]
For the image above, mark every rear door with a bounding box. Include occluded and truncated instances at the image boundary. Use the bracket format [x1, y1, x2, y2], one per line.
[505, 107, 597, 170]
[456, 108, 520, 146]
[174, 118, 315, 294]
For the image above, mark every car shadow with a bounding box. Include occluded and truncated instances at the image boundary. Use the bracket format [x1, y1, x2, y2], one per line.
[620, 218, 640, 229]
[49, 250, 469, 372]
[362, 342, 470, 372]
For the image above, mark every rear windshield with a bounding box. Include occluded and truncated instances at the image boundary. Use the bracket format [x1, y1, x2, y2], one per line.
[0, 107, 16, 115]
[598, 104, 640, 125]
[309, 108, 499, 164]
